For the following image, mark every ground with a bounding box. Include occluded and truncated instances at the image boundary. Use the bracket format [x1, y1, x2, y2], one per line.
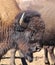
[0, 49, 53, 65]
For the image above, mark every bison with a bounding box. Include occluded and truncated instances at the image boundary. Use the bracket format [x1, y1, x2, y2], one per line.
[17, 0, 55, 65]
[0, 9, 44, 65]
[11, 10, 44, 65]
[13, 10, 45, 65]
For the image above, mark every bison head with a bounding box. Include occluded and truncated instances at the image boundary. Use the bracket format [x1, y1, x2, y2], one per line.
[18, 10, 45, 52]
[14, 10, 45, 62]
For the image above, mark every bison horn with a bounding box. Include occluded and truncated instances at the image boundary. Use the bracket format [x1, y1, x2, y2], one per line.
[19, 12, 25, 25]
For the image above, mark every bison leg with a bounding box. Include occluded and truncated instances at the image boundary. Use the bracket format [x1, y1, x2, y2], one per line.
[44, 46, 50, 65]
[48, 46, 55, 65]
[10, 49, 16, 65]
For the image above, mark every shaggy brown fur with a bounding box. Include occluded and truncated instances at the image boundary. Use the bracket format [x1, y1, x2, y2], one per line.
[0, 0, 21, 42]
[18, 1, 55, 64]
[0, 10, 44, 63]
[0, 0, 22, 65]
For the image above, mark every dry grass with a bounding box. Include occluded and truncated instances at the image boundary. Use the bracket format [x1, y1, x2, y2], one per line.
[0, 49, 55, 65]
[0, 49, 45, 65]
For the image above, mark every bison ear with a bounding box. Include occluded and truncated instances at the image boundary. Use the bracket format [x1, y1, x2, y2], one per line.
[19, 12, 25, 25]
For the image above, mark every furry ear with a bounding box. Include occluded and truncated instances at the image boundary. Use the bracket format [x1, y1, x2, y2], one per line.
[19, 12, 25, 25]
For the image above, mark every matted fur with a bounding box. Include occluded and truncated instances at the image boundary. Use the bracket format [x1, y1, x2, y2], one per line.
[0, 10, 45, 62]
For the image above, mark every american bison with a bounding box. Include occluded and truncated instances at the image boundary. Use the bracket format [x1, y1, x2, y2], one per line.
[14, 10, 45, 65]
[0, 9, 44, 65]
[18, 0, 55, 64]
